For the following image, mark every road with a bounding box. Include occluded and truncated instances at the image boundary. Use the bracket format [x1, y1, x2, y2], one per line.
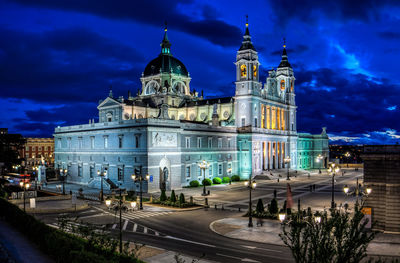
[35, 169, 363, 262]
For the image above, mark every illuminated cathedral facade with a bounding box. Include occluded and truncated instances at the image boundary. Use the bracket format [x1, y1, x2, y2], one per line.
[54, 22, 329, 192]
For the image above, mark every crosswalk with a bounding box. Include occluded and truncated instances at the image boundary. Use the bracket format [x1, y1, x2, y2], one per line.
[91, 206, 174, 221]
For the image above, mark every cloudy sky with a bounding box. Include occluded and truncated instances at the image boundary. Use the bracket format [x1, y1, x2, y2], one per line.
[0, 0, 399, 144]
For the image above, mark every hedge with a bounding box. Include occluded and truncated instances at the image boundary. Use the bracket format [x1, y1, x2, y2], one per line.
[231, 175, 241, 182]
[202, 178, 212, 186]
[212, 177, 222, 184]
[189, 180, 200, 187]
[222, 177, 231, 183]
[0, 198, 142, 263]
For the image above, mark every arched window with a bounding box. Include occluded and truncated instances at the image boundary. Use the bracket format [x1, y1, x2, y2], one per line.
[280, 79, 285, 90]
[240, 64, 247, 78]
[290, 79, 294, 91]
[106, 112, 113, 122]
[172, 81, 186, 94]
[144, 81, 159, 95]
[253, 65, 257, 78]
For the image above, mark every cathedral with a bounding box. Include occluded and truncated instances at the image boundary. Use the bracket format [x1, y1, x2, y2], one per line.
[54, 21, 329, 192]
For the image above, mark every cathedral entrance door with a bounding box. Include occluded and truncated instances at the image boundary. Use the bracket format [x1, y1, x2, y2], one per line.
[160, 167, 170, 191]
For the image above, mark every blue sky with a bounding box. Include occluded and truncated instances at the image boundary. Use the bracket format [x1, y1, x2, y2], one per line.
[0, 0, 399, 144]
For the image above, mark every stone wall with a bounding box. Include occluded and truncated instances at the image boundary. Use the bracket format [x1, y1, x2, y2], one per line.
[362, 145, 400, 233]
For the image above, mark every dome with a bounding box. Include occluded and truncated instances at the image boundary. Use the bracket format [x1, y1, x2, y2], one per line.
[143, 54, 188, 77]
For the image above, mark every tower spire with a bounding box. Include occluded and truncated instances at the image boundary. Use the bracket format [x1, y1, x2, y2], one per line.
[278, 37, 292, 68]
[161, 21, 171, 54]
[108, 85, 113, 98]
[239, 15, 255, 51]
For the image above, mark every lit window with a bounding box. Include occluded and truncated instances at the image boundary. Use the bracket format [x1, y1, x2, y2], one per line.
[280, 79, 285, 90]
[253, 65, 257, 78]
[240, 64, 247, 78]
[104, 136, 108, 149]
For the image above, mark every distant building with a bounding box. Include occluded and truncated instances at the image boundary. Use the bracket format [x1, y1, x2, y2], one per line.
[21, 138, 54, 171]
[329, 144, 363, 164]
[362, 145, 400, 233]
[0, 128, 25, 175]
[54, 22, 329, 192]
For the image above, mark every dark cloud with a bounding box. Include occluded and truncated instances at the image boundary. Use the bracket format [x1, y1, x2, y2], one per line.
[378, 31, 400, 39]
[268, 0, 400, 26]
[9, 0, 242, 47]
[0, 26, 144, 103]
[295, 67, 400, 135]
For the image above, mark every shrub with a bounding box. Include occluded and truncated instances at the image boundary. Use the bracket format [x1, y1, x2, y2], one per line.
[231, 175, 241, 182]
[179, 193, 185, 204]
[222, 177, 231, 183]
[170, 190, 176, 202]
[269, 198, 279, 214]
[189, 180, 200, 187]
[202, 178, 212, 186]
[256, 198, 264, 214]
[212, 177, 222, 184]
[160, 189, 167, 201]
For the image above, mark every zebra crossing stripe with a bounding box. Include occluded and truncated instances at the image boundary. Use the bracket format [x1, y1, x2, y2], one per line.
[144, 227, 148, 234]
[123, 220, 128, 231]
[155, 231, 159, 236]
[112, 224, 117, 229]
[133, 223, 137, 232]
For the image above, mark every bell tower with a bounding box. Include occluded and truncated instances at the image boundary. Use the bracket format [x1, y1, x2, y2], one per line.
[235, 16, 262, 128]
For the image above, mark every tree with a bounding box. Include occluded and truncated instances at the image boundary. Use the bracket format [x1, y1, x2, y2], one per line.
[256, 198, 264, 214]
[160, 189, 167, 201]
[179, 193, 185, 204]
[269, 198, 279, 215]
[170, 190, 176, 202]
[279, 203, 375, 263]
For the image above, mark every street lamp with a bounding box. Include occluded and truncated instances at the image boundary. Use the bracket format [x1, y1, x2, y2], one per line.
[328, 163, 340, 209]
[198, 160, 210, 196]
[106, 185, 127, 255]
[316, 154, 323, 174]
[284, 156, 291, 180]
[32, 166, 38, 190]
[60, 168, 68, 195]
[343, 178, 372, 204]
[279, 210, 286, 223]
[344, 152, 351, 168]
[131, 173, 150, 210]
[97, 170, 107, 201]
[244, 179, 257, 227]
[19, 181, 30, 212]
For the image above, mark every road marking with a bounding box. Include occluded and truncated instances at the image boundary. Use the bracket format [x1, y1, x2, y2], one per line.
[240, 245, 282, 253]
[78, 213, 107, 219]
[155, 231, 159, 236]
[112, 224, 117, 229]
[133, 223, 137, 232]
[165, 236, 216, 248]
[123, 220, 128, 231]
[144, 227, 148, 234]
[216, 253, 242, 260]
[242, 258, 261, 262]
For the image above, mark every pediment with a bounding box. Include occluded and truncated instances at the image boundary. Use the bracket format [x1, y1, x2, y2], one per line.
[97, 97, 121, 109]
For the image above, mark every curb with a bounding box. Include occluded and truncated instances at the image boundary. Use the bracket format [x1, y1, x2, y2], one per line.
[24, 203, 89, 214]
[144, 203, 205, 212]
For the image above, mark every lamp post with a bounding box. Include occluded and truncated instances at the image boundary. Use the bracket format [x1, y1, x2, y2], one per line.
[97, 170, 107, 201]
[284, 156, 291, 181]
[60, 168, 68, 195]
[343, 179, 371, 204]
[105, 185, 127, 255]
[316, 154, 323, 174]
[328, 163, 340, 209]
[344, 152, 351, 168]
[198, 160, 210, 196]
[244, 179, 257, 227]
[32, 166, 38, 190]
[19, 181, 30, 212]
[131, 173, 150, 210]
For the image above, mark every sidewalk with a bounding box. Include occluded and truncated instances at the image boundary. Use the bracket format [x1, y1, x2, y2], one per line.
[210, 217, 400, 259]
[0, 220, 53, 263]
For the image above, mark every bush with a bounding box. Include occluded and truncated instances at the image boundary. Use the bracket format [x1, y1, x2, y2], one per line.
[212, 177, 222, 184]
[202, 178, 212, 186]
[269, 198, 279, 215]
[231, 175, 241, 182]
[170, 190, 176, 203]
[160, 189, 167, 201]
[256, 199, 264, 214]
[222, 177, 231, 183]
[189, 180, 200, 187]
[179, 193, 185, 204]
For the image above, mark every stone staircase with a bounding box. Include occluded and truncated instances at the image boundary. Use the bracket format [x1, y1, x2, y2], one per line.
[87, 177, 113, 190]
